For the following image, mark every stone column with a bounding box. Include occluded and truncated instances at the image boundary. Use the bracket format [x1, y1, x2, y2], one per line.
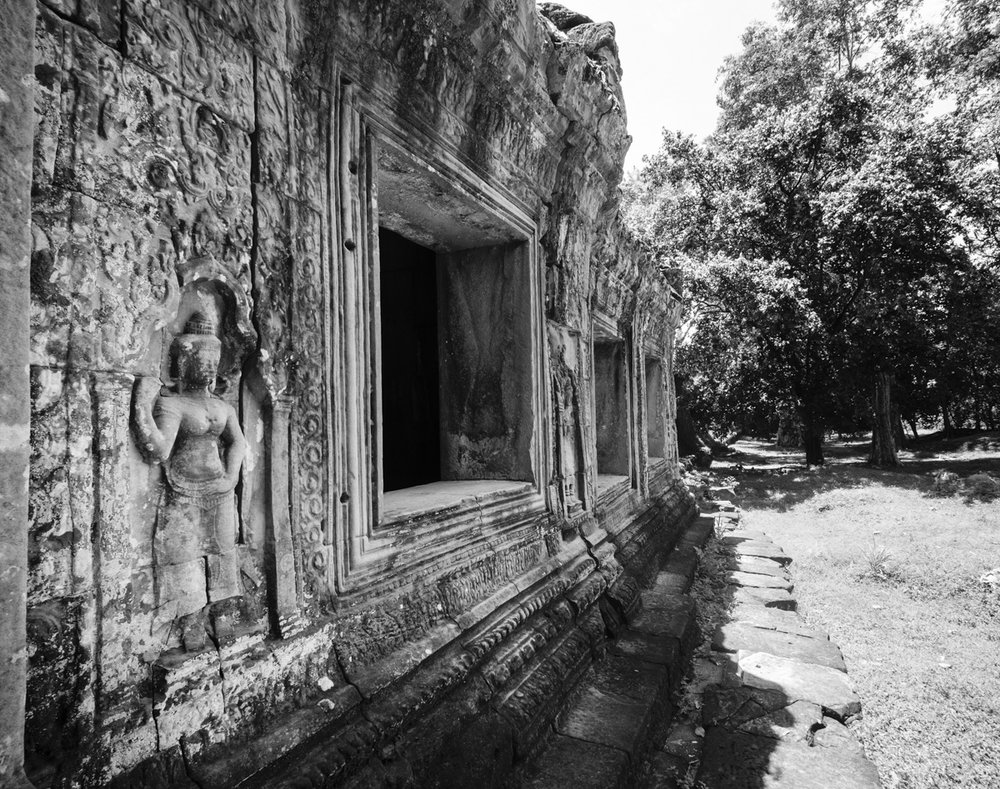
[267, 395, 299, 634]
[0, 0, 36, 785]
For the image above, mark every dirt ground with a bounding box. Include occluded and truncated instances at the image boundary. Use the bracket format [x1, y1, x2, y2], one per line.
[712, 434, 1000, 789]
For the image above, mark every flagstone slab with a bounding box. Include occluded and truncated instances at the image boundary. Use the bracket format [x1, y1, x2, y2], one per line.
[633, 595, 695, 644]
[727, 541, 791, 565]
[678, 517, 715, 549]
[727, 570, 793, 591]
[728, 605, 828, 640]
[720, 531, 771, 544]
[555, 684, 651, 756]
[732, 587, 797, 611]
[713, 623, 846, 672]
[725, 555, 791, 579]
[702, 685, 823, 743]
[738, 652, 861, 719]
[523, 734, 627, 789]
[695, 726, 881, 789]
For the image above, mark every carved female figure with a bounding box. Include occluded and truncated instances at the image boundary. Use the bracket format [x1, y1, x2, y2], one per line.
[133, 311, 246, 652]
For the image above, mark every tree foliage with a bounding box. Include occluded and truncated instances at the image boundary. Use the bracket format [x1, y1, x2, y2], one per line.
[626, 0, 1000, 464]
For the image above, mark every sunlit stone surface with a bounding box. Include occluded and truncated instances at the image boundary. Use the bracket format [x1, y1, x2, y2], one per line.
[9, 1, 692, 785]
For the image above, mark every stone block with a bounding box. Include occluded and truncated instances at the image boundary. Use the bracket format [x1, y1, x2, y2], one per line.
[727, 605, 826, 640]
[522, 733, 628, 789]
[695, 726, 880, 789]
[678, 516, 715, 548]
[724, 555, 791, 580]
[609, 630, 680, 668]
[631, 594, 694, 644]
[737, 653, 861, 720]
[555, 682, 650, 755]
[732, 587, 797, 611]
[655, 544, 699, 591]
[702, 686, 823, 742]
[726, 541, 791, 565]
[713, 623, 846, 672]
[643, 750, 686, 788]
[726, 571, 793, 592]
[720, 530, 771, 544]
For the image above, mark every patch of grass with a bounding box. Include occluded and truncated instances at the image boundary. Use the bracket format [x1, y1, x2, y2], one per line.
[728, 438, 1000, 789]
[858, 539, 904, 584]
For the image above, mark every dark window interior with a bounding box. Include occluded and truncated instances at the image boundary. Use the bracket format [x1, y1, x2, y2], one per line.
[379, 228, 441, 491]
[594, 340, 631, 476]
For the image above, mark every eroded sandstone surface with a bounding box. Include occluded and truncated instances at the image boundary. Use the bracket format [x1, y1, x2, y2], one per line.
[6, 1, 691, 786]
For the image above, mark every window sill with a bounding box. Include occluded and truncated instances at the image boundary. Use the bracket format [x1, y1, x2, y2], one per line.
[380, 479, 537, 528]
[595, 473, 631, 500]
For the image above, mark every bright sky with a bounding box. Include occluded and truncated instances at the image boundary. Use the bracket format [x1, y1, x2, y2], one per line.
[563, 0, 950, 174]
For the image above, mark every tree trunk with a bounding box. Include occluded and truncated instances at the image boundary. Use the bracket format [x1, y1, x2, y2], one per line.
[802, 424, 824, 465]
[675, 401, 702, 457]
[905, 415, 918, 439]
[799, 400, 824, 465]
[775, 405, 803, 448]
[869, 370, 900, 467]
[893, 415, 905, 450]
[942, 402, 953, 437]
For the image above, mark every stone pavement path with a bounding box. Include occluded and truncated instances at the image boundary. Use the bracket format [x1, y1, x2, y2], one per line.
[642, 496, 882, 789]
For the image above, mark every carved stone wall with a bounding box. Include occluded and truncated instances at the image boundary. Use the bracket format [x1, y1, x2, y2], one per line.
[19, 1, 692, 786]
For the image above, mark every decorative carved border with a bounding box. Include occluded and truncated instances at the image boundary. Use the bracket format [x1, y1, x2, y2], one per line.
[291, 72, 555, 602]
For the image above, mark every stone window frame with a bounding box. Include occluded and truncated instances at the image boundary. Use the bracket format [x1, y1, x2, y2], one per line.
[323, 78, 552, 597]
[590, 311, 636, 500]
[644, 355, 667, 461]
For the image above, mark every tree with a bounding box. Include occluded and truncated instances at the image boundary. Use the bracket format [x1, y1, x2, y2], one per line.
[628, 0, 998, 465]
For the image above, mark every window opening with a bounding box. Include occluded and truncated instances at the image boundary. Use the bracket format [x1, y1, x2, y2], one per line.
[378, 227, 441, 492]
[593, 339, 631, 488]
[645, 358, 665, 458]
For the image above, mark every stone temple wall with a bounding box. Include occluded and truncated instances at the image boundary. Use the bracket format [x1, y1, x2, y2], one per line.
[8, 0, 692, 785]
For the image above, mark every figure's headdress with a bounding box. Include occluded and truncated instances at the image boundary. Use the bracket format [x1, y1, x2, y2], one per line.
[183, 310, 217, 336]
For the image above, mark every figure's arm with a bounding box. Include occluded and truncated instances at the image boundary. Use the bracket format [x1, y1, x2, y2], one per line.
[132, 377, 180, 462]
[219, 406, 247, 487]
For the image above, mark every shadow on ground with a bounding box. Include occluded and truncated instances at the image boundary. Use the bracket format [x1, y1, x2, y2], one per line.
[682, 520, 877, 789]
[709, 433, 1000, 513]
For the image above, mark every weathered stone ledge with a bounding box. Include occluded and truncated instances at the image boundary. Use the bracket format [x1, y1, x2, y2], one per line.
[641, 501, 881, 789]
